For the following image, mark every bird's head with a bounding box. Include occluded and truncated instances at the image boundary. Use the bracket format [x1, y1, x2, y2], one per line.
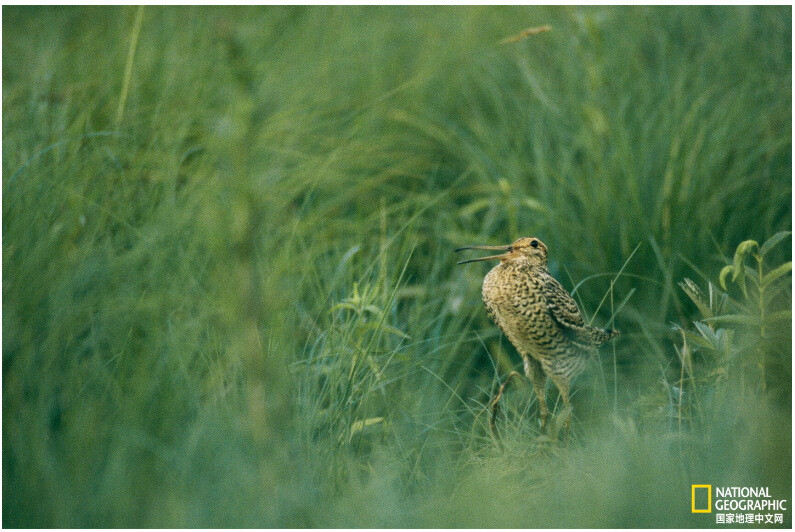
[456, 237, 548, 268]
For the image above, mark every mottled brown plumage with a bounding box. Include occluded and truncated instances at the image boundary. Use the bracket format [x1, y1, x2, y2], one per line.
[457, 236, 618, 434]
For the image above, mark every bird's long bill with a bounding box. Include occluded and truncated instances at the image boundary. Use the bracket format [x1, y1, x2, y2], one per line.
[455, 244, 512, 265]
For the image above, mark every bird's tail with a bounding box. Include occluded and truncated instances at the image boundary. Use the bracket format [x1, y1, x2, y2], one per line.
[590, 326, 620, 344]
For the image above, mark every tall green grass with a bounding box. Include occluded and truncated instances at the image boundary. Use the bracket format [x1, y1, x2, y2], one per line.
[3, 5, 791, 527]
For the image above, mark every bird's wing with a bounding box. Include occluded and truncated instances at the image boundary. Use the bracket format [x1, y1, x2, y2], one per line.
[541, 274, 589, 337]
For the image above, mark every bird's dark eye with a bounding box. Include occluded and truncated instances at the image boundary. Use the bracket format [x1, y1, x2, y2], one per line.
[530, 240, 539, 248]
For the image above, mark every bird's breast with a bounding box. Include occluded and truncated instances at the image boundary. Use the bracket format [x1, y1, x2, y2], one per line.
[483, 264, 546, 330]
[482, 264, 575, 358]
[482, 264, 541, 310]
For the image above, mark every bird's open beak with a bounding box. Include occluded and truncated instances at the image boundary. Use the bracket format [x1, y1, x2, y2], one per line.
[455, 244, 513, 265]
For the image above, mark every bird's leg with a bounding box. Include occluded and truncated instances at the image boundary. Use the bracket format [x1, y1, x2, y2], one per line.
[548, 374, 572, 444]
[560, 387, 572, 445]
[488, 371, 522, 438]
[523, 356, 548, 431]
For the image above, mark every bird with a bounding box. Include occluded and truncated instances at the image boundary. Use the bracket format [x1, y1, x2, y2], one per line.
[456, 236, 619, 437]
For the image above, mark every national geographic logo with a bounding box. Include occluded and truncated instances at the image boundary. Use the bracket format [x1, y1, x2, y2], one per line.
[692, 485, 788, 525]
[692, 485, 712, 513]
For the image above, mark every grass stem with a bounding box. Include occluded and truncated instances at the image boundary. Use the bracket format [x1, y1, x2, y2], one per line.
[114, 6, 145, 129]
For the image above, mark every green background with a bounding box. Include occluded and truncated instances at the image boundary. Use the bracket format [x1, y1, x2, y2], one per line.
[3, 6, 792, 527]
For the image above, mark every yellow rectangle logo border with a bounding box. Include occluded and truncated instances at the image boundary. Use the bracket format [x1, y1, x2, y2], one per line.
[692, 484, 712, 513]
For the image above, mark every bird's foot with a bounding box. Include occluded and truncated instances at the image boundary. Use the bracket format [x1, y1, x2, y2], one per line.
[488, 371, 522, 439]
[547, 405, 573, 445]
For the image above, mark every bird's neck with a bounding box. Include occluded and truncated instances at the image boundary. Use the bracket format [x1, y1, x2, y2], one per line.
[500, 260, 548, 275]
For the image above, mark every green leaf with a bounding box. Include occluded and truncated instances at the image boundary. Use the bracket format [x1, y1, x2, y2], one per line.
[715, 328, 732, 356]
[362, 305, 385, 317]
[760, 231, 791, 256]
[350, 417, 385, 438]
[719, 265, 733, 291]
[361, 322, 411, 339]
[681, 329, 716, 351]
[764, 278, 792, 301]
[521, 197, 548, 213]
[704, 314, 761, 326]
[691, 322, 719, 351]
[761, 261, 792, 288]
[458, 198, 492, 217]
[680, 278, 712, 319]
[329, 302, 360, 314]
[766, 310, 792, 323]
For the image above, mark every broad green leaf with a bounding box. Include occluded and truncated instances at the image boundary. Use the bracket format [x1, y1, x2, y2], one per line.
[766, 310, 792, 323]
[764, 278, 792, 301]
[694, 321, 717, 346]
[681, 329, 715, 351]
[760, 231, 791, 256]
[761, 261, 792, 288]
